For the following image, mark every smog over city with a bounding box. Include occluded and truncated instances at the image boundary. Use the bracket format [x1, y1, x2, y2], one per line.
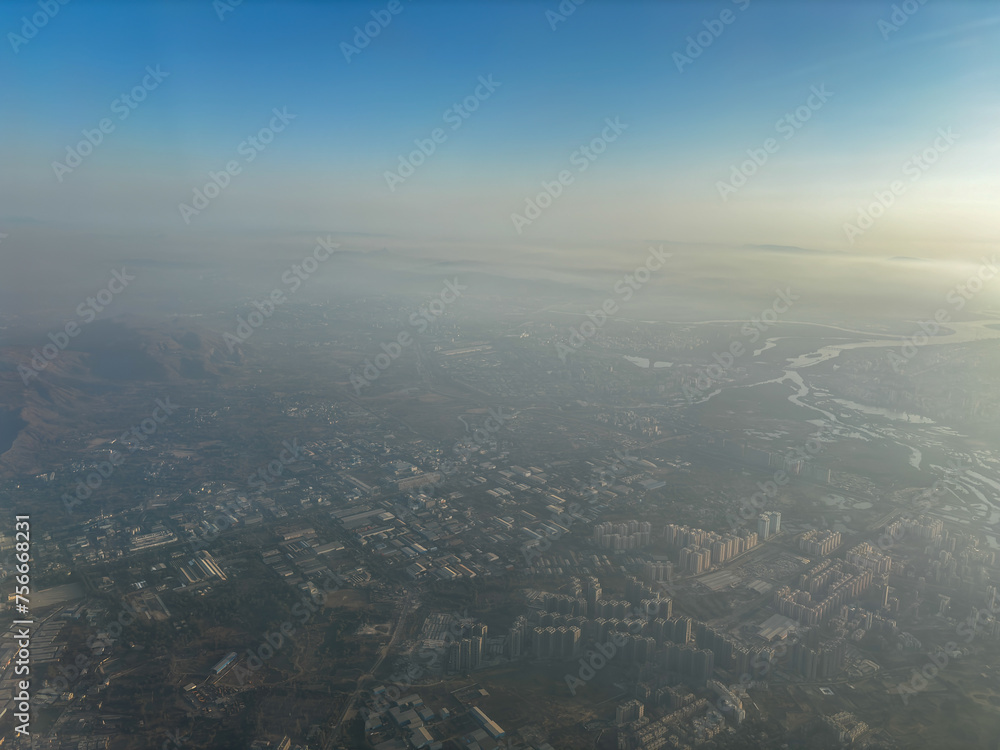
[1, 1, 999, 749]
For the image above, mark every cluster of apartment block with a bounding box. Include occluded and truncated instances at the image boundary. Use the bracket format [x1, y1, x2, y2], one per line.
[789, 636, 847, 679]
[845, 542, 893, 575]
[883, 515, 944, 542]
[799, 529, 841, 556]
[593, 520, 652, 550]
[774, 559, 874, 625]
[757, 511, 781, 540]
[444, 623, 489, 672]
[666, 523, 759, 574]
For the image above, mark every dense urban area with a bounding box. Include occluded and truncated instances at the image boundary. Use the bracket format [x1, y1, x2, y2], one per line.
[3, 283, 1000, 749]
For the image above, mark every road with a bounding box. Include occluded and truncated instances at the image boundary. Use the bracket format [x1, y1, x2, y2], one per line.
[324, 592, 414, 749]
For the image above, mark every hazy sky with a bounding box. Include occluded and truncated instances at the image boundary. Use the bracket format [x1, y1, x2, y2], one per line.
[1, 0, 998, 273]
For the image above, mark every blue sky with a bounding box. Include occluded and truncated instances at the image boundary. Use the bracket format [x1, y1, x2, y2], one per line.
[1, 0, 998, 262]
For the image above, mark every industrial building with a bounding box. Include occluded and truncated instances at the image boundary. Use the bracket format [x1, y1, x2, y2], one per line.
[469, 706, 504, 739]
[212, 651, 238, 674]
